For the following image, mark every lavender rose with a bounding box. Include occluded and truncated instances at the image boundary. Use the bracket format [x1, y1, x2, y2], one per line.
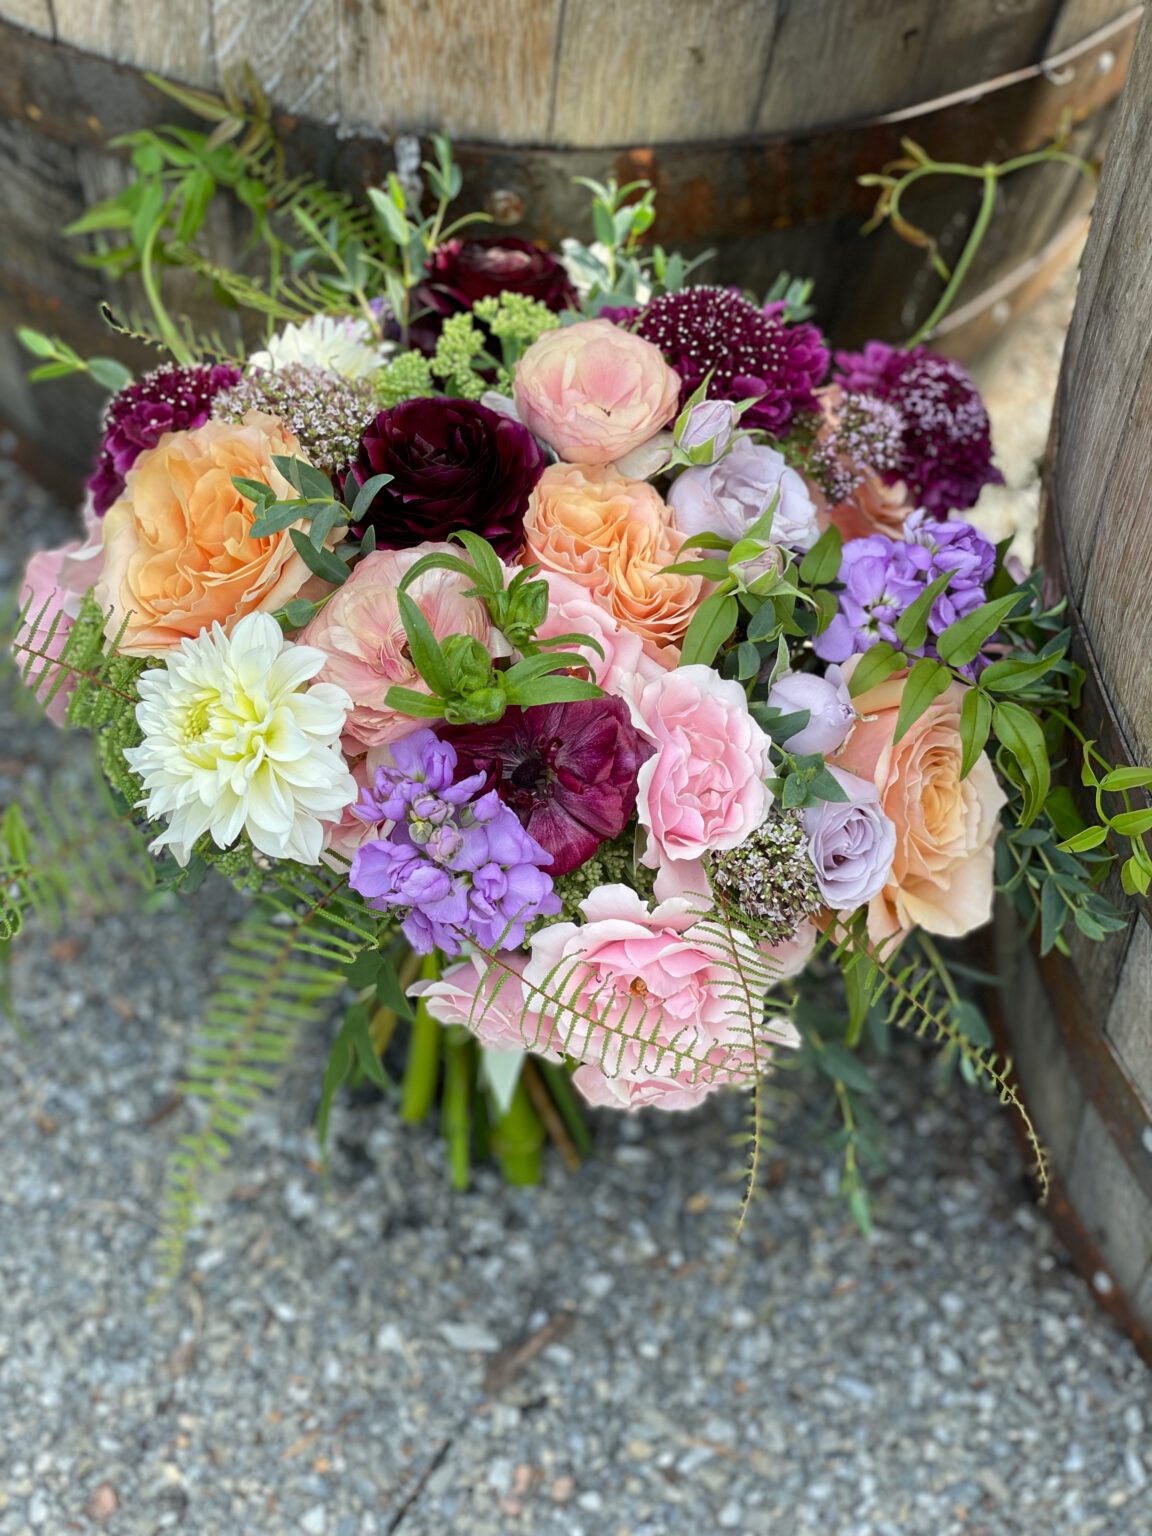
[668, 437, 820, 551]
[676, 398, 739, 458]
[803, 766, 897, 912]
[766, 666, 856, 756]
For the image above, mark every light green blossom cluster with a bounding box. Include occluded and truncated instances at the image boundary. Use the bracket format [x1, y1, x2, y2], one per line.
[473, 292, 558, 384]
[430, 313, 489, 399]
[375, 349, 434, 407]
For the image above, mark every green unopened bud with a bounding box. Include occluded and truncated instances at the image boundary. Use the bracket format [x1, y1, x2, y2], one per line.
[444, 687, 507, 725]
[442, 634, 497, 695]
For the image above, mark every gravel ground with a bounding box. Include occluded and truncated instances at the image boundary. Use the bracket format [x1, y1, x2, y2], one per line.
[4, 277, 1152, 1536]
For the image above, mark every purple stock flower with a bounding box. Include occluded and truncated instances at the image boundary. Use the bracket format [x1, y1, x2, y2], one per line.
[814, 516, 996, 666]
[349, 729, 560, 956]
[833, 342, 1002, 515]
[803, 767, 896, 912]
[87, 363, 242, 515]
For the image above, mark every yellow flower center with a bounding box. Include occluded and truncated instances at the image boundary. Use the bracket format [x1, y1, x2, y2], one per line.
[183, 692, 218, 741]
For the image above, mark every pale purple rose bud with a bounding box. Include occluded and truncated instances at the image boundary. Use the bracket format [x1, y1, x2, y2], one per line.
[803, 766, 896, 911]
[766, 665, 855, 756]
[677, 398, 738, 454]
[668, 436, 820, 549]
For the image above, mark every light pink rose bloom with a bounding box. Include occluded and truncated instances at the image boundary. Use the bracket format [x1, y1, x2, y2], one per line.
[524, 884, 797, 1110]
[629, 666, 773, 880]
[535, 571, 675, 697]
[409, 952, 559, 1057]
[15, 504, 106, 725]
[832, 658, 1007, 944]
[300, 544, 502, 751]
[513, 319, 681, 466]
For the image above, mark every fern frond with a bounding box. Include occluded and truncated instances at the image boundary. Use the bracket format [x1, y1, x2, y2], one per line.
[833, 928, 1051, 1200]
[153, 869, 378, 1289]
[0, 760, 154, 941]
[99, 304, 247, 366]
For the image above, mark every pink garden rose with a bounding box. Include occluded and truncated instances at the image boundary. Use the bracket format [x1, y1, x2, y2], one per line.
[629, 665, 773, 889]
[409, 952, 559, 1057]
[301, 544, 504, 751]
[524, 885, 798, 1110]
[535, 570, 676, 696]
[15, 505, 105, 724]
[512, 319, 681, 465]
[831, 660, 1007, 944]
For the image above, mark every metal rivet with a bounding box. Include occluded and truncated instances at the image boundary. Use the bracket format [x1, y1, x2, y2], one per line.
[1141, 1126, 1152, 1156]
[1093, 1270, 1115, 1296]
[1097, 50, 1116, 75]
[485, 189, 526, 225]
[992, 300, 1012, 326]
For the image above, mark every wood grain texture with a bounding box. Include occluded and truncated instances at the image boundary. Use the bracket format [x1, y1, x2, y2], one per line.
[338, 0, 562, 140]
[1045, 0, 1141, 52]
[756, 0, 1061, 133]
[1106, 918, 1152, 1112]
[1049, 8, 1152, 760]
[1050, 8, 1152, 610]
[549, 0, 779, 146]
[0, 0, 55, 35]
[213, 0, 338, 121]
[1067, 1101, 1152, 1292]
[51, 0, 216, 86]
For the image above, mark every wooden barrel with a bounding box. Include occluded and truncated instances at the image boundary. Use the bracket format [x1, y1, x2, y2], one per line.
[0, 0, 1139, 492]
[992, 5, 1152, 1360]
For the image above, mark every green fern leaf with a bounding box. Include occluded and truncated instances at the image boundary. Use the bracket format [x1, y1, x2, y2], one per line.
[153, 870, 378, 1290]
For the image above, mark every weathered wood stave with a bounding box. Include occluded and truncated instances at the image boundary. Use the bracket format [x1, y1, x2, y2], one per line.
[995, 4, 1152, 1358]
[0, 1, 1137, 489]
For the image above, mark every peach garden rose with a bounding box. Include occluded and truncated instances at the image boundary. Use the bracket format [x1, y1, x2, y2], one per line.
[831, 660, 1007, 945]
[96, 410, 331, 656]
[522, 462, 706, 657]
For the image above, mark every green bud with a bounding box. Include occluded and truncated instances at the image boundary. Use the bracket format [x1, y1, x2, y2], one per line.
[444, 687, 507, 725]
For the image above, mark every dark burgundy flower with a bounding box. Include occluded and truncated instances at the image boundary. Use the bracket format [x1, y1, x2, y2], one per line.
[87, 362, 241, 515]
[424, 235, 578, 314]
[402, 237, 577, 357]
[437, 698, 653, 876]
[635, 287, 828, 436]
[833, 341, 1002, 515]
[345, 397, 545, 559]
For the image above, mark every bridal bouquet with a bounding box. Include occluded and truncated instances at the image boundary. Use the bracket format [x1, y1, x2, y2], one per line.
[7, 93, 1146, 1275]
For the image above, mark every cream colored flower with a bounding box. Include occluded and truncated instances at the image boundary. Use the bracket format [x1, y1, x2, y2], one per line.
[247, 315, 390, 381]
[125, 611, 356, 866]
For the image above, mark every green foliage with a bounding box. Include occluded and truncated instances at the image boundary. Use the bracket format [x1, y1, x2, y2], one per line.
[16, 328, 133, 390]
[564, 174, 714, 311]
[860, 131, 1097, 345]
[0, 762, 155, 942]
[154, 869, 380, 1289]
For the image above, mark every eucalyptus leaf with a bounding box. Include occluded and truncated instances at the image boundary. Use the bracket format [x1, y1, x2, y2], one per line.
[288, 528, 350, 587]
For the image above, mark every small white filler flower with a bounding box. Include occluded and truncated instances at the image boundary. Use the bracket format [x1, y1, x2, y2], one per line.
[125, 612, 357, 866]
[247, 314, 390, 381]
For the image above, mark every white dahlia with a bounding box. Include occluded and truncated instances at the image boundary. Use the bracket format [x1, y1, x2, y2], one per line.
[125, 612, 357, 866]
[247, 315, 390, 382]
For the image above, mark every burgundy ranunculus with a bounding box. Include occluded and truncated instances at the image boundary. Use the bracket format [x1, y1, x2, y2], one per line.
[404, 236, 578, 356]
[345, 397, 545, 559]
[87, 363, 241, 515]
[424, 235, 577, 316]
[438, 698, 654, 876]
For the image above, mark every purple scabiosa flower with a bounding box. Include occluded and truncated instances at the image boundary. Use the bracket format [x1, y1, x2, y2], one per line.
[349, 729, 560, 956]
[833, 342, 1002, 514]
[635, 287, 829, 435]
[87, 362, 242, 515]
[438, 698, 654, 877]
